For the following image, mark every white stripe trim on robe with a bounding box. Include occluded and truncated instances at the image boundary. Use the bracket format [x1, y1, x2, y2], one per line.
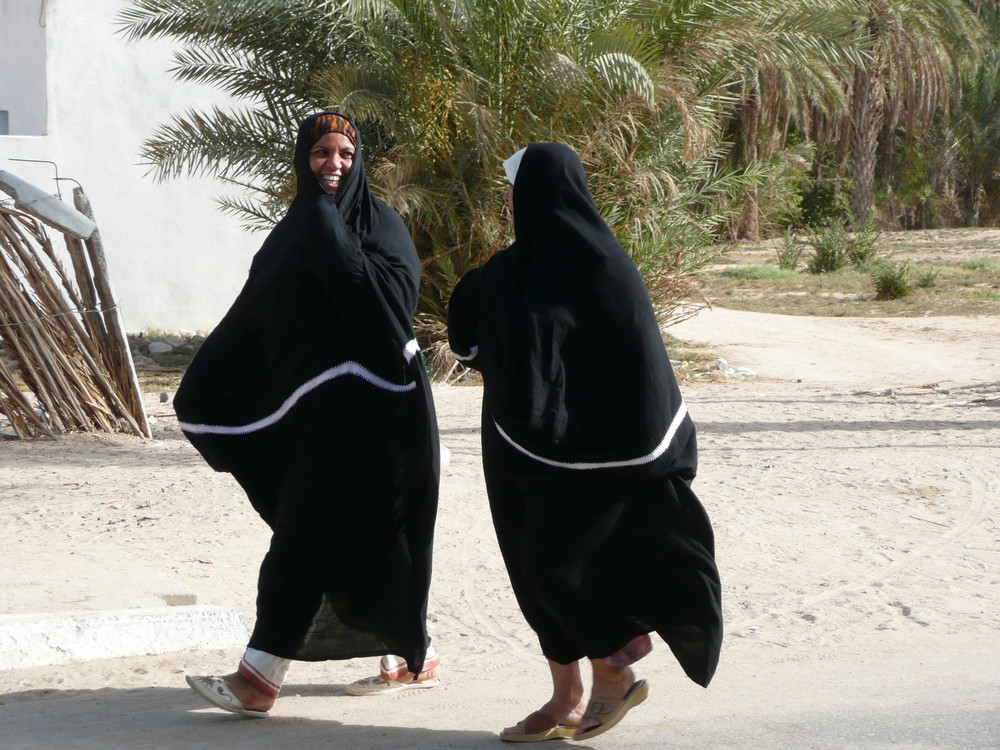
[178, 340, 419, 436]
[492, 401, 689, 470]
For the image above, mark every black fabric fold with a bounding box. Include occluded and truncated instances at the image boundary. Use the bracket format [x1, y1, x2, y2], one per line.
[174, 112, 439, 675]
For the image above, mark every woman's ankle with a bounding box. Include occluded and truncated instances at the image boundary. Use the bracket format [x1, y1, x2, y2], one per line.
[225, 672, 277, 711]
[604, 634, 652, 667]
[589, 662, 634, 695]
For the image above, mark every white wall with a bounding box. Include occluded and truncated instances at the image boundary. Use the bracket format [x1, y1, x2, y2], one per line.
[0, 0, 48, 135]
[0, 0, 260, 333]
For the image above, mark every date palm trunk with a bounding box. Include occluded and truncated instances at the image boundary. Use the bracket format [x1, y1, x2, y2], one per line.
[735, 96, 762, 240]
[848, 62, 884, 228]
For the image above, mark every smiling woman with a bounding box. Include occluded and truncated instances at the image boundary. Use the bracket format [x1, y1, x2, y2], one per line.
[172, 111, 442, 718]
[307, 112, 357, 195]
[309, 132, 355, 194]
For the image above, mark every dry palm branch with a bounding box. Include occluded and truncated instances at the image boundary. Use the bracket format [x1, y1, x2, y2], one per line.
[0, 183, 150, 438]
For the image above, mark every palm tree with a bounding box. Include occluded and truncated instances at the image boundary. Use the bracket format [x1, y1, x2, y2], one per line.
[734, 3, 864, 239]
[120, 2, 749, 330]
[843, 0, 979, 227]
[951, 2, 1000, 224]
[118, 0, 883, 354]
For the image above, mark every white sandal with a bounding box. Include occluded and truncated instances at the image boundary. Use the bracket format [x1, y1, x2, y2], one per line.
[185, 675, 270, 718]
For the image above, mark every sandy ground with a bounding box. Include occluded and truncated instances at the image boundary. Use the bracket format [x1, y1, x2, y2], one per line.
[1, 308, 999, 749]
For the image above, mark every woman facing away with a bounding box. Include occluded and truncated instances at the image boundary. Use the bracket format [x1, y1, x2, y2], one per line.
[448, 142, 722, 742]
[173, 112, 441, 717]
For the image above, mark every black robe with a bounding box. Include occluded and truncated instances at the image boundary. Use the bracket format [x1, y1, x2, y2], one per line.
[173, 113, 439, 675]
[448, 142, 721, 686]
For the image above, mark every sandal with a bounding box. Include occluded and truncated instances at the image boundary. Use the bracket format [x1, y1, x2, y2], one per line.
[344, 652, 442, 696]
[573, 679, 649, 740]
[343, 674, 441, 695]
[499, 711, 577, 742]
[185, 675, 270, 718]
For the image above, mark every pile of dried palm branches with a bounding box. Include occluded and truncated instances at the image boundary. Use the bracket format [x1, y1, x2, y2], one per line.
[0, 191, 149, 438]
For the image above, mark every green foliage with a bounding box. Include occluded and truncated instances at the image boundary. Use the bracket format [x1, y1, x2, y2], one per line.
[122, 0, 838, 354]
[794, 140, 849, 228]
[858, 0, 998, 231]
[116, 0, 1000, 357]
[752, 145, 817, 235]
[844, 0, 980, 227]
[805, 220, 883, 274]
[775, 228, 805, 270]
[960, 256, 1000, 272]
[718, 264, 794, 280]
[805, 224, 851, 273]
[871, 261, 912, 300]
[951, 2, 1000, 226]
[844, 221, 882, 268]
[798, 178, 847, 229]
[915, 266, 941, 289]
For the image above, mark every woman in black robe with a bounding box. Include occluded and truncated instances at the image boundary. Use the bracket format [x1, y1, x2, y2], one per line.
[174, 112, 440, 717]
[448, 142, 722, 741]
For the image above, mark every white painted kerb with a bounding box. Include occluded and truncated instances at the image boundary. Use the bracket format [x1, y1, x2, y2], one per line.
[0, 606, 250, 670]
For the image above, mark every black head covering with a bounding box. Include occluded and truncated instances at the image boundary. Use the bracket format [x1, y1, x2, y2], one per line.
[449, 142, 695, 474]
[292, 112, 372, 235]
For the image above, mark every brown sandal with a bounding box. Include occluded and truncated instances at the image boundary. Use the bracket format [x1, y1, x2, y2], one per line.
[499, 711, 577, 742]
[574, 679, 649, 740]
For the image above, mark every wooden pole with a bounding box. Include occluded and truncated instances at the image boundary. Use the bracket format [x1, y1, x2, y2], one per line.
[73, 188, 151, 437]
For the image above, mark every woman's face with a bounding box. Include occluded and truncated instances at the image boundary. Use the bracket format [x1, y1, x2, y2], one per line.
[309, 132, 355, 194]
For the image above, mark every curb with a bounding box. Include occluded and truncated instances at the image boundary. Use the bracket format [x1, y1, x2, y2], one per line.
[0, 606, 249, 670]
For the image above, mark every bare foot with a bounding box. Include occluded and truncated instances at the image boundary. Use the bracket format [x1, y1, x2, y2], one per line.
[501, 695, 587, 736]
[223, 671, 276, 713]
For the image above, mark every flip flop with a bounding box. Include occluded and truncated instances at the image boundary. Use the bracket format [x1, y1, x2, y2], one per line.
[573, 679, 649, 741]
[499, 711, 577, 742]
[185, 675, 270, 718]
[343, 674, 441, 696]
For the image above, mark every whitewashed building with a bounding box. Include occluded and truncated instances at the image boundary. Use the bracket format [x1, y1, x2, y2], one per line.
[1, 0, 258, 333]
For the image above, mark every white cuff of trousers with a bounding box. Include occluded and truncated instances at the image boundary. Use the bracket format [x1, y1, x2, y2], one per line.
[380, 644, 438, 675]
[241, 648, 292, 696]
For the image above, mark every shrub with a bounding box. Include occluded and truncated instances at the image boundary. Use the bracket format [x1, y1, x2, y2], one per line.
[872, 261, 912, 300]
[915, 267, 941, 289]
[806, 220, 885, 274]
[844, 222, 882, 268]
[775, 228, 805, 270]
[806, 224, 850, 273]
[797, 165, 847, 228]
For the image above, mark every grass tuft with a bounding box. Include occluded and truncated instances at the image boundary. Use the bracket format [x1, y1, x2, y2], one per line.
[871, 261, 912, 300]
[960, 256, 1000, 272]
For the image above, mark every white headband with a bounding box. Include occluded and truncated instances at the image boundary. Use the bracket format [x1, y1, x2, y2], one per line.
[503, 148, 527, 185]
